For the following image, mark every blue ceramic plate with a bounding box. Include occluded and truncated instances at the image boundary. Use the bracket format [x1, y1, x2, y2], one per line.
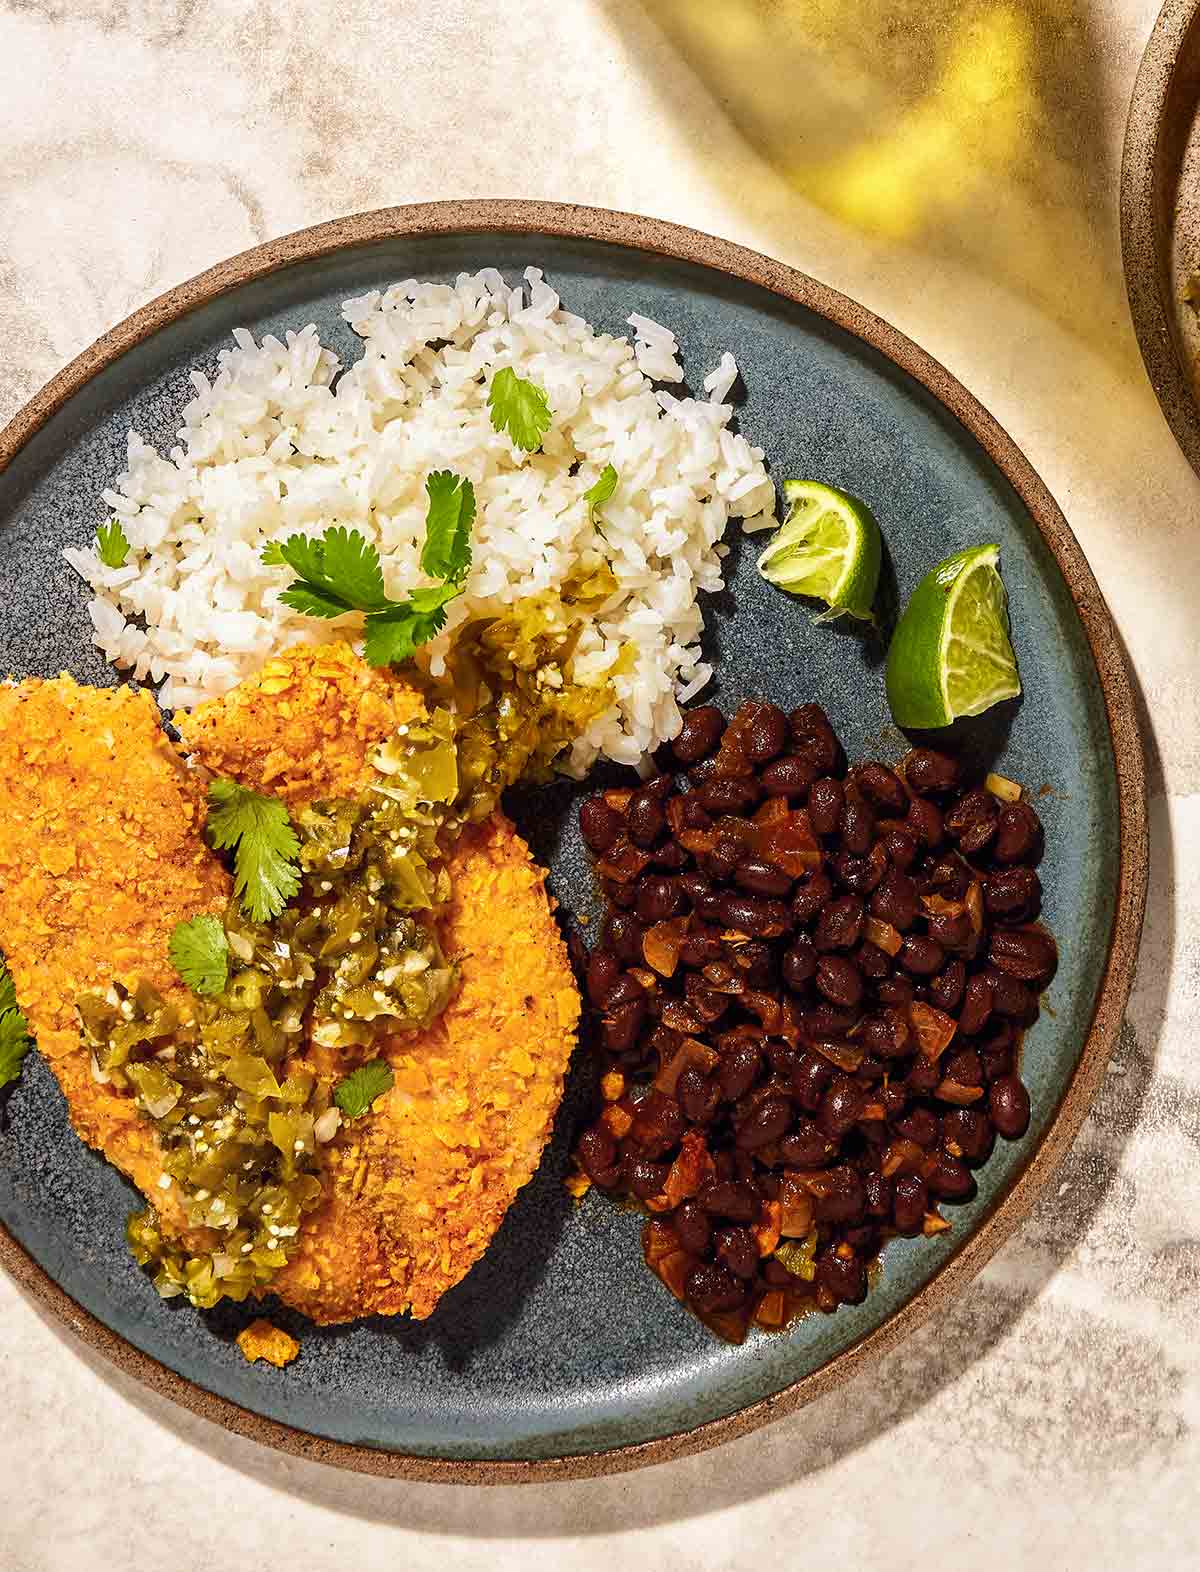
[0, 204, 1145, 1482]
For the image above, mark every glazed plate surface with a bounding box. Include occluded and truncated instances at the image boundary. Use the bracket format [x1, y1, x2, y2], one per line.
[0, 203, 1145, 1481]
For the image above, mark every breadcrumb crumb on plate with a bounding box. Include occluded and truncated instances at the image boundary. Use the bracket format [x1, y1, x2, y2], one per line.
[236, 1318, 300, 1368]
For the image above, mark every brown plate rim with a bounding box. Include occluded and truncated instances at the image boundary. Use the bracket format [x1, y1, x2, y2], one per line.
[0, 199, 1148, 1485]
[1121, 0, 1200, 475]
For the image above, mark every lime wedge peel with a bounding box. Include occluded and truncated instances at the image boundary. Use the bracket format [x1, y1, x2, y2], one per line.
[756, 479, 882, 623]
[885, 543, 1021, 729]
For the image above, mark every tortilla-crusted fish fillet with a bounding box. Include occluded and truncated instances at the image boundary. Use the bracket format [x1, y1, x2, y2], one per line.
[180, 642, 584, 1324]
[0, 676, 229, 1238]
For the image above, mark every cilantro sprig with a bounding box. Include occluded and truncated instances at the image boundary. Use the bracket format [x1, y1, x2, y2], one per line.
[95, 519, 130, 569]
[488, 366, 552, 452]
[583, 463, 618, 523]
[205, 780, 301, 924]
[334, 1060, 394, 1119]
[261, 471, 475, 667]
[169, 913, 230, 996]
[0, 959, 33, 1092]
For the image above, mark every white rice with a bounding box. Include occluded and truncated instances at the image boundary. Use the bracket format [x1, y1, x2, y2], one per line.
[65, 267, 776, 772]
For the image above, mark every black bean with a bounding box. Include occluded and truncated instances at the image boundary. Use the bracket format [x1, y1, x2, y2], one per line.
[601, 997, 646, 1055]
[734, 857, 793, 897]
[860, 1008, 911, 1060]
[883, 829, 919, 870]
[812, 1165, 867, 1224]
[815, 954, 864, 1009]
[923, 855, 970, 900]
[894, 1105, 939, 1147]
[838, 794, 876, 855]
[994, 800, 1043, 865]
[792, 870, 834, 925]
[736, 1096, 793, 1151]
[625, 790, 665, 847]
[719, 1039, 763, 1102]
[717, 892, 776, 937]
[697, 1178, 759, 1221]
[814, 894, 864, 952]
[579, 798, 623, 853]
[695, 890, 728, 924]
[989, 1074, 1031, 1138]
[630, 1090, 685, 1157]
[957, 972, 993, 1035]
[808, 777, 845, 836]
[905, 796, 944, 848]
[899, 933, 945, 976]
[673, 706, 725, 764]
[679, 870, 713, 904]
[985, 866, 1042, 922]
[856, 762, 908, 813]
[870, 868, 919, 931]
[686, 1261, 746, 1313]
[576, 1123, 619, 1186]
[864, 1171, 893, 1218]
[728, 938, 777, 985]
[636, 875, 683, 923]
[627, 1157, 670, 1199]
[857, 940, 891, 980]
[880, 1082, 908, 1119]
[791, 1051, 832, 1113]
[760, 755, 818, 798]
[714, 1225, 759, 1279]
[697, 778, 761, 815]
[928, 958, 966, 1014]
[651, 839, 688, 871]
[942, 1107, 994, 1163]
[815, 1247, 866, 1305]
[927, 1152, 973, 1199]
[782, 935, 818, 991]
[603, 973, 646, 1011]
[988, 926, 1058, 989]
[904, 749, 960, 795]
[906, 1057, 941, 1094]
[981, 1029, 1015, 1084]
[603, 910, 645, 962]
[677, 1066, 720, 1124]
[789, 704, 845, 775]
[926, 907, 972, 951]
[586, 947, 622, 1006]
[877, 974, 914, 1008]
[780, 1119, 838, 1166]
[744, 704, 789, 763]
[673, 1198, 711, 1254]
[892, 1173, 927, 1233]
[802, 1002, 862, 1039]
[942, 1048, 983, 1088]
[986, 968, 1039, 1024]
[832, 845, 889, 894]
[817, 1073, 863, 1138]
[945, 789, 997, 851]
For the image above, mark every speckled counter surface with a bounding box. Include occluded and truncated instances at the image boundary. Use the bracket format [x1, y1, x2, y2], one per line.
[0, 2, 1196, 1567]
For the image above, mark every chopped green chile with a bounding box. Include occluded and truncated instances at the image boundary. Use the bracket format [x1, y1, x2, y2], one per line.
[78, 644, 609, 1310]
[774, 1230, 820, 1282]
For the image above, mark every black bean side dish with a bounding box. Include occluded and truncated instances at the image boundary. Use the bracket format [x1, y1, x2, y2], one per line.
[571, 701, 1055, 1342]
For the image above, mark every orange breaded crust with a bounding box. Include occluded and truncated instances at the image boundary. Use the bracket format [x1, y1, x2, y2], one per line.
[236, 1318, 301, 1368]
[0, 677, 229, 1224]
[176, 641, 428, 806]
[273, 812, 582, 1323]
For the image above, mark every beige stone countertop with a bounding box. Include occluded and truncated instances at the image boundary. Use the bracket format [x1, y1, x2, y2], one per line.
[1, 2, 1197, 1567]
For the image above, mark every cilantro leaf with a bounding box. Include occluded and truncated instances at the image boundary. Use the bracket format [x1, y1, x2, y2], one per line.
[421, 471, 475, 583]
[0, 960, 32, 1092]
[273, 527, 389, 617]
[205, 780, 301, 923]
[333, 1059, 395, 1119]
[362, 595, 453, 668]
[583, 463, 618, 522]
[260, 541, 286, 566]
[169, 914, 229, 996]
[488, 366, 552, 452]
[96, 519, 130, 569]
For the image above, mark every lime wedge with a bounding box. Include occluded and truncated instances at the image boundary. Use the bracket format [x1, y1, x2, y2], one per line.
[756, 480, 882, 622]
[885, 544, 1021, 728]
